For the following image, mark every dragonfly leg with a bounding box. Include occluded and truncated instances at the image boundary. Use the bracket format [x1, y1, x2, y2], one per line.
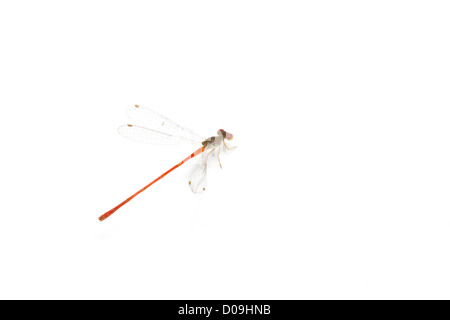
[206, 148, 215, 163]
[223, 141, 237, 151]
[217, 145, 222, 169]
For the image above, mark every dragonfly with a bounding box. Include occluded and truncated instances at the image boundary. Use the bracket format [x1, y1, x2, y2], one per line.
[98, 104, 235, 221]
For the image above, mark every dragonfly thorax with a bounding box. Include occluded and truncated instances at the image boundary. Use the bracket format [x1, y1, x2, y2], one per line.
[202, 135, 222, 147]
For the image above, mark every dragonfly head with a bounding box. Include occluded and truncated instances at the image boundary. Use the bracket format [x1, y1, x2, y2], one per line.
[218, 129, 233, 141]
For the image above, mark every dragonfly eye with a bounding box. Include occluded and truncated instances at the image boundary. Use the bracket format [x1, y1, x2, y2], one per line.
[218, 129, 233, 140]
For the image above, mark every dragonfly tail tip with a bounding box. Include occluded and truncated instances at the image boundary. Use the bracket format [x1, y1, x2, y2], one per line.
[98, 209, 115, 222]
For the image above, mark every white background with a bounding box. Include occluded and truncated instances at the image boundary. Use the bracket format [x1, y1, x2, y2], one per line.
[0, 1, 449, 300]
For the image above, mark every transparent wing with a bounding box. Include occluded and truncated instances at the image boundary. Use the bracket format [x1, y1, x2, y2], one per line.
[188, 152, 208, 193]
[118, 124, 201, 145]
[124, 105, 205, 144]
